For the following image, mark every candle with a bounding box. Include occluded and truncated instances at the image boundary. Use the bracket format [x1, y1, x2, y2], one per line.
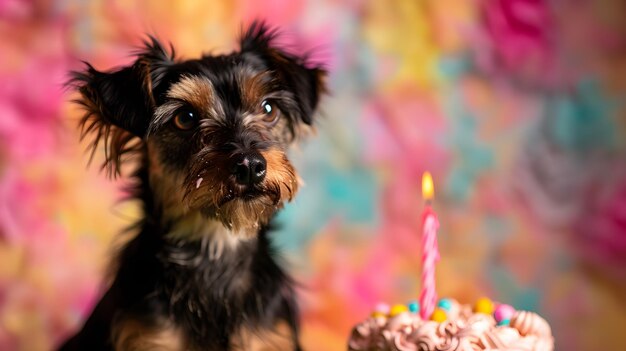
[419, 172, 440, 320]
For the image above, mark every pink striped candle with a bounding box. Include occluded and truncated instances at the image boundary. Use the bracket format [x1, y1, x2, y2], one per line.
[419, 172, 440, 320]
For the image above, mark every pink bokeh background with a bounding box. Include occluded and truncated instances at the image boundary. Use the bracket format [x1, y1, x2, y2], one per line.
[1, 1, 625, 350]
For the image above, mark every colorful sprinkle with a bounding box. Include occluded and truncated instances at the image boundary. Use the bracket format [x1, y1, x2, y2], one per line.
[374, 303, 390, 315]
[371, 311, 386, 318]
[494, 304, 516, 323]
[437, 298, 453, 311]
[497, 318, 511, 326]
[407, 300, 420, 313]
[473, 297, 494, 315]
[389, 304, 408, 317]
[430, 308, 447, 322]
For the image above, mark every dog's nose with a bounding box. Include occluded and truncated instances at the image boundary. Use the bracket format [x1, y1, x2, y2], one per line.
[232, 152, 267, 185]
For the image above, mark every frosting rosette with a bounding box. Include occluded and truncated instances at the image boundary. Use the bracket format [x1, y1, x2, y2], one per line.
[348, 315, 389, 350]
[509, 311, 552, 338]
[348, 299, 554, 351]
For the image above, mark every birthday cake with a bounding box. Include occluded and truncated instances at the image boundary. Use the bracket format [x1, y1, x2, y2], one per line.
[347, 298, 554, 351]
[348, 174, 554, 350]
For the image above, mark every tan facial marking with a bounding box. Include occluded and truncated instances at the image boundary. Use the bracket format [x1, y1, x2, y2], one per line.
[261, 148, 299, 202]
[152, 75, 223, 129]
[167, 75, 214, 110]
[239, 71, 272, 111]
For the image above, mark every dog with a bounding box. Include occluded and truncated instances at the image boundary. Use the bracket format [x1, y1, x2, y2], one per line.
[59, 22, 326, 351]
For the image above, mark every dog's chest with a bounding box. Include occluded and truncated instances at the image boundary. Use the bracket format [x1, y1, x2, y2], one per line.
[111, 227, 296, 350]
[159, 239, 256, 322]
[150, 238, 290, 349]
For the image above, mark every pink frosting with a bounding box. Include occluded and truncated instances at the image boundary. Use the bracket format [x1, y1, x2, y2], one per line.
[387, 312, 420, 333]
[509, 311, 552, 338]
[411, 321, 441, 351]
[348, 299, 554, 351]
[477, 327, 521, 349]
[348, 316, 389, 350]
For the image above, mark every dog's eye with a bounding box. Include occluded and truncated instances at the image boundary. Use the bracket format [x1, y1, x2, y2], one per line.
[173, 109, 198, 131]
[260, 100, 280, 125]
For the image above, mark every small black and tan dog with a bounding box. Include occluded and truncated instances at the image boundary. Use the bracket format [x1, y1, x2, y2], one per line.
[59, 22, 326, 351]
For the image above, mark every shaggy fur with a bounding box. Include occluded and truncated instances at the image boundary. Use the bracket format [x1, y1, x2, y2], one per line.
[58, 22, 326, 351]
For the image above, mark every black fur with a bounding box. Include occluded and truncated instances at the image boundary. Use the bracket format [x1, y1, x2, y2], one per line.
[59, 21, 325, 350]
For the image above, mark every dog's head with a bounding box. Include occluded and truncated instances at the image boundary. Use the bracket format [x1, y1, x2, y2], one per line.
[72, 22, 326, 235]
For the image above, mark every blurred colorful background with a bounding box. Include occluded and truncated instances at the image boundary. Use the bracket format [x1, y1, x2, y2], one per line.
[1, 0, 625, 350]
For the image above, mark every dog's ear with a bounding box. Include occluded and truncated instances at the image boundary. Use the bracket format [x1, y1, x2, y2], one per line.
[240, 21, 327, 126]
[70, 37, 174, 176]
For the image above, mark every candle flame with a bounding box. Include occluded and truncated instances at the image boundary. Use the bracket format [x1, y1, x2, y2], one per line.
[422, 172, 435, 200]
